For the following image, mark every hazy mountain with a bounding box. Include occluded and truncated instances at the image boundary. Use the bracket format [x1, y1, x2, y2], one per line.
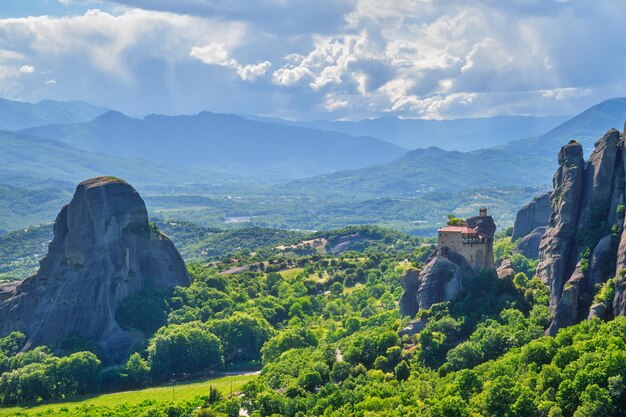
[500, 97, 626, 156]
[22, 111, 406, 180]
[0, 130, 221, 187]
[282, 146, 553, 196]
[0, 98, 107, 130]
[245, 114, 569, 151]
[281, 98, 626, 196]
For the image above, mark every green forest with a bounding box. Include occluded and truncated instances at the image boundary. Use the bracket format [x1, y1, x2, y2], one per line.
[0, 225, 623, 416]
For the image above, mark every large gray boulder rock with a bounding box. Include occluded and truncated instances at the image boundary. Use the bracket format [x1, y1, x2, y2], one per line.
[512, 193, 551, 241]
[514, 226, 546, 259]
[536, 141, 586, 311]
[416, 252, 472, 311]
[0, 177, 190, 360]
[496, 259, 515, 280]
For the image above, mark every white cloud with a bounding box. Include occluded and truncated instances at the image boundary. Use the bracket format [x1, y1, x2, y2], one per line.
[19, 65, 34, 74]
[45, 79, 57, 84]
[542, 87, 592, 100]
[0, 8, 246, 83]
[189, 42, 270, 81]
[1, 0, 625, 119]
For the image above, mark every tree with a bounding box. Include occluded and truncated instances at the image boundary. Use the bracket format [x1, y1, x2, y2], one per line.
[205, 312, 275, 362]
[329, 282, 344, 296]
[125, 353, 151, 387]
[298, 370, 322, 391]
[149, 322, 223, 379]
[394, 360, 410, 381]
[330, 361, 351, 383]
[51, 351, 102, 396]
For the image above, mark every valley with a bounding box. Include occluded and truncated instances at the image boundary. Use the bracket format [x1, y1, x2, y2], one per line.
[0, 98, 625, 417]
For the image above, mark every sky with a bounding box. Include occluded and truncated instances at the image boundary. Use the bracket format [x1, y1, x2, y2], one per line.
[0, 0, 624, 120]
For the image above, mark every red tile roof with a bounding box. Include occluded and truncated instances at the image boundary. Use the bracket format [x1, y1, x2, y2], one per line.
[438, 226, 477, 234]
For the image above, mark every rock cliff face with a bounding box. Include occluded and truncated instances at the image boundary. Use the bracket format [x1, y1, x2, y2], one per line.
[0, 177, 190, 360]
[401, 214, 496, 315]
[416, 252, 472, 311]
[536, 129, 626, 335]
[512, 193, 551, 241]
[514, 226, 546, 259]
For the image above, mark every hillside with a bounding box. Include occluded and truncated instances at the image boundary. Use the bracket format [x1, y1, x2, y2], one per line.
[21, 111, 406, 180]
[0, 98, 106, 130]
[501, 97, 626, 156]
[248, 114, 569, 151]
[0, 185, 70, 233]
[0, 130, 224, 188]
[282, 146, 554, 196]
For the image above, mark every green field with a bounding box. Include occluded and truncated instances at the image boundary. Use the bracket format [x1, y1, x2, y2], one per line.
[0, 373, 257, 416]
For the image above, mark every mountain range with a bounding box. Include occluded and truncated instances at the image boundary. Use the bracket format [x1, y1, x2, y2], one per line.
[500, 97, 626, 156]
[0, 98, 107, 130]
[0, 130, 220, 188]
[285, 98, 626, 197]
[1, 96, 626, 235]
[246, 114, 569, 151]
[21, 111, 406, 180]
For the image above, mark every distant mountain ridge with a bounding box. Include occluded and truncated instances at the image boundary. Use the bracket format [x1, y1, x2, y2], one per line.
[245, 114, 569, 151]
[0, 130, 222, 187]
[282, 146, 554, 196]
[500, 97, 626, 156]
[22, 110, 406, 180]
[0, 98, 107, 130]
[281, 98, 626, 196]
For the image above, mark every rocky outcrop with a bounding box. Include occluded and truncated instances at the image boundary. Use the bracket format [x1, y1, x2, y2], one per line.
[466, 214, 497, 271]
[536, 141, 586, 309]
[514, 226, 546, 259]
[0, 177, 190, 360]
[547, 234, 615, 334]
[512, 193, 551, 241]
[401, 211, 496, 316]
[399, 269, 420, 317]
[416, 252, 472, 311]
[496, 259, 515, 280]
[537, 129, 626, 334]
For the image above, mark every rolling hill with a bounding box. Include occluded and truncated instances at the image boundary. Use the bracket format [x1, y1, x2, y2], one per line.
[0, 130, 224, 187]
[0, 98, 106, 130]
[21, 111, 406, 180]
[281, 146, 553, 196]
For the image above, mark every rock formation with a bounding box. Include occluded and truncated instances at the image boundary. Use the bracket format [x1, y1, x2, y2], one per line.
[0, 177, 190, 360]
[536, 129, 626, 335]
[514, 226, 546, 259]
[401, 212, 496, 315]
[416, 252, 472, 311]
[512, 193, 551, 241]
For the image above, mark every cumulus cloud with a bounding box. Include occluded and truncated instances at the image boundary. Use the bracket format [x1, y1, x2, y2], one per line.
[1, 0, 625, 119]
[190, 43, 271, 81]
[45, 79, 57, 84]
[0, 8, 248, 108]
[19, 65, 34, 74]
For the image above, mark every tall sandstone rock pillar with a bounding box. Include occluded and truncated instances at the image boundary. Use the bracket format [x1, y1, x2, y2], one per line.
[0, 177, 190, 360]
[536, 141, 586, 311]
[537, 129, 626, 335]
